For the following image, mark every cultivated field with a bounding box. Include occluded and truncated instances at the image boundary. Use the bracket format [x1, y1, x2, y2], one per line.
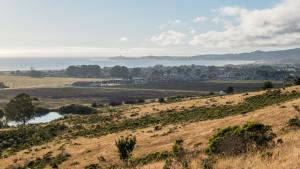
[0, 87, 206, 108]
[113, 80, 283, 92]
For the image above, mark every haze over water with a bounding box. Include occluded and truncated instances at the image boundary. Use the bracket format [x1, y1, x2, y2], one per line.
[0, 57, 254, 71]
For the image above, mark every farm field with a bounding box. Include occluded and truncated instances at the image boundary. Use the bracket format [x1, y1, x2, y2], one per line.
[112, 80, 283, 92]
[0, 87, 206, 108]
[0, 77, 284, 109]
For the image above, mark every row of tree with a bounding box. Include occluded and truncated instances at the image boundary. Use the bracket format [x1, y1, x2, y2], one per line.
[65, 65, 139, 79]
[11, 64, 300, 82]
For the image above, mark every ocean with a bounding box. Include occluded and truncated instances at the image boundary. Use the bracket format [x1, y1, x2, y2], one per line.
[0, 57, 255, 71]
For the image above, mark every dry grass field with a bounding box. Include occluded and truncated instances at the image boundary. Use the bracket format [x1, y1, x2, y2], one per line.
[0, 75, 100, 88]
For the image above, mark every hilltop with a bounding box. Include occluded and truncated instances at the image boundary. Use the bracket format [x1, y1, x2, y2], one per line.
[112, 48, 300, 64]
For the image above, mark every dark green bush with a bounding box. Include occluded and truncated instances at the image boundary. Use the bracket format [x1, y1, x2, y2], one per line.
[109, 102, 123, 107]
[91, 102, 98, 108]
[115, 135, 136, 161]
[294, 77, 300, 85]
[58, 104, 96, 115]
[124, 100, 137, 104]
[158, 97, 166, 103]
[226, 86, 234, 94]
[14, 151, 70, 169]
[0, 124, 68, 156]
[34, 107, 51, 117]
[131, 151, 171, 166]
[205, 122, 276, 156]
[288, 117, 300, 127]
[263, 81, 274, 90]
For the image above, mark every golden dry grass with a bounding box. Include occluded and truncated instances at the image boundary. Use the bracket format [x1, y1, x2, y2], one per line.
[0, 75, 101, 88]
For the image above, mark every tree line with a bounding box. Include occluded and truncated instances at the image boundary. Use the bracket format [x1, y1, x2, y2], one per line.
[11, 64, 300, 82]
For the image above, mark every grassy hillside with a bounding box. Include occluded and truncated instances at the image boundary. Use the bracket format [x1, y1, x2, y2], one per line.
[0, 86, 300, 169]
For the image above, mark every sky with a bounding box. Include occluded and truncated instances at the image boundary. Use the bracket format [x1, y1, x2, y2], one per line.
[0, 0, 299, 57]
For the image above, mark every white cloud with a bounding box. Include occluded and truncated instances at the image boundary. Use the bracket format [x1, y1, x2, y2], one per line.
[148, 30, 186, 46]
[218, 6, 248, 16]
[119, 37, 128, 42]
[187, 27, 197, 34]
[191, 0, 300, 48]
[193, 16, 207, 23]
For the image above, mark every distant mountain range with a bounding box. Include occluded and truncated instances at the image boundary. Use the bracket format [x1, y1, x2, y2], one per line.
[112, 48, 300, 64]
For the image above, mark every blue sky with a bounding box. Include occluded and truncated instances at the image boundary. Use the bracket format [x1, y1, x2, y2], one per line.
[1, 0, 299, 57]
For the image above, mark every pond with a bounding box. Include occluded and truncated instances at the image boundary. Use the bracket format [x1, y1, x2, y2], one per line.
[7, 112, 63, 126]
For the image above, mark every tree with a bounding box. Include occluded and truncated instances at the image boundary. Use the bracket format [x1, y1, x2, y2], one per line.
[29, 68, 43, 78]
[66, 65, 102, 78]
[130, 68, 142, 77]
[5, 93, 35, 124]
[110, 66, 129, 79]
[226, 86, 234, 93]
[115, 135, 136, 162]
[263, 81, 274, 90]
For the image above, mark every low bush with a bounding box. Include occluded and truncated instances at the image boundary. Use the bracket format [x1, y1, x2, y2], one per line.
[34, 107, 51, 117]
[131, 151, 171, 166]
[124, 99, 146, 105]
[263, 81, 274, 90]
[205, 122, 276, 156]
[124, 100, 137, 104]
[288, 117, 300, 127]
[11, 151, 70, 169]
[0, 82, 9, 89]
[0, 124, 68, 157]
[115, 135, 136, 162]
[109, 102, 123, 107]
[158, 97, 166, 103]
[58, 104, 96, 115]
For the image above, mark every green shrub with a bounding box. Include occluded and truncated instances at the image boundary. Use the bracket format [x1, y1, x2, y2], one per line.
[205, 122, 276, 156]
[263, 81, 274, 90]
[109, 102, 123, 107]
[131, 151, 171, 166]
[91, 102, 98, 108]
[34, 107, 51, 117]
[0, 124, 68, 157]
[115, 135, 136, 162]
[288, 117, 300, 127]
[158, 97, 166, 103]
[294, 77, 300, 85]
[13, 151, 70, 169]
[226, 86, 234, 94]
[58, 104, 96, 115]
[172, 139, 189, 169]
